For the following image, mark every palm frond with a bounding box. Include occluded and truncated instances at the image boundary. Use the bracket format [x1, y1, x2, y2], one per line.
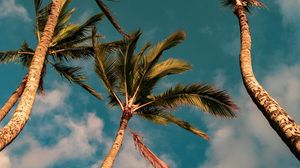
[129, 130, 170, 168]
[124, 31, 141, 100]
[53, 13, 104, 46]
[162, 113, 209, 140]
[95, 0, 130, 39]
[136, 111, 208, 140]
[0, 50, 20, 64]
[20, 42, 35, 67]
[52, 63, 103, 100]
[92, 27, 122, 105]
[148, 58, 191, 79]
[0, 41, 34, 65]
[35, 1, 52, 36]
[49, 46, 94, 61]
[145, 31, 185, 65]
[147, 84, 238, 118]
[54, 0, 75, 36]
[131, 31, 186, 102]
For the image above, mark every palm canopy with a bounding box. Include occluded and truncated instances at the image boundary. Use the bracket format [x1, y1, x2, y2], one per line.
[222, 0, 265, 11]
[93, 30, 238, 140]
[0, 0, 120, 99]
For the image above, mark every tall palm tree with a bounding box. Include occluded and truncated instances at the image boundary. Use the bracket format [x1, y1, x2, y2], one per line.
[0, 0, 64, 150]
[0, 75, 27, 122]
[223, 0, 300, 160]
[0, 0, 113, 122]
[93, 30, 238, 168]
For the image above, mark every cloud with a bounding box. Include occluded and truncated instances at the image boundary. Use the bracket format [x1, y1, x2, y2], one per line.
[33, 82, 71, 115]
[10, 113, 105, 168]
[275, 0, 300, 25]
[0, 0, 30, 22]
[199, 64, 300, 168]
[0, 152, 11, 168]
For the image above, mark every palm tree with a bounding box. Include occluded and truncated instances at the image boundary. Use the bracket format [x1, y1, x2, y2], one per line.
[223, 0, 300, 160]
[0, 0, 112, 122]
[0, 0, 64, 150]
[0, 75, 27, 122]
[93, 30, 238, 168]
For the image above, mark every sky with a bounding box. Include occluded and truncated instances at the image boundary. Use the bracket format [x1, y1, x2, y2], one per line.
[0, 0, 299, 167]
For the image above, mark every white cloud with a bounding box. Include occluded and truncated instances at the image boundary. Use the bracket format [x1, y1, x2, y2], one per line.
[10, 113, 105, 168]
[0, 0, 30, 22]
[0, 152, 11, 168]
[213, 70, 226, 89]
[276, 0, 300, 25]
[33, 82, 71, 115]
[199, 64, 300, 168]
[222, 36, 239, 57]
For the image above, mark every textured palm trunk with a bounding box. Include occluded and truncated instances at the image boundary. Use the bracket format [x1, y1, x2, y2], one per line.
[0, 0, 63, 150]
[101, 110, 132, 168]
[0, 75, 28, 122]
[235, 5, 300, 160]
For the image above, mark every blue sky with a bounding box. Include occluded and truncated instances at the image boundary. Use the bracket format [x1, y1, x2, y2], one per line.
[0, 0, 299, 167]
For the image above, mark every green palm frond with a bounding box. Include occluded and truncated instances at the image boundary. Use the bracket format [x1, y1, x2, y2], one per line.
[131, 31, 186, 101]
[163, 113, 209, 140]
[124, 31, 141, 99]
[54, 0, 75, 35]
[35, 1, 52, 37]
[52, 63, 103, 100]
[92, 28, 122, 105]
[145, 31, 185, 65]
[137, 111, 208, 140]
[0, 41, 34, 65]
[147, 58, 191, 79]
[35, 0, 73, 40]
[34, 0, 42, 11]
[19, 41, 35, 67]
[146, 84, 238, 118]
[0, 50, 20, 64]
[95, 0, 130, 39]
[50, 46, 94, 61]
[134, 59, 191, 102]
[52, 13, 104, 46]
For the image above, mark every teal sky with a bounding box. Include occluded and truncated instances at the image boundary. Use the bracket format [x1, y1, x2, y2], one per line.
[0, 0, 299, 167]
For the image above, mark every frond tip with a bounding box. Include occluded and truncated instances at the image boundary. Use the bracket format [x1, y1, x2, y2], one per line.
[129, 130, 170, 168]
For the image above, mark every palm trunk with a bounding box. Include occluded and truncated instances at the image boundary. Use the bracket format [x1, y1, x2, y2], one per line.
[0, 75, 28, 122]
[235, 5, 300, 160]
[0, 0, 63, 150]
[101, 111, 132, 168]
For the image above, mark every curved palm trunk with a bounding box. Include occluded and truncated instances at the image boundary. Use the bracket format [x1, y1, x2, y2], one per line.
[0, 75, 28, 122]
[235, 5, 300, 160]
[0, 0, 63, 150]
[101, 110, 132, 168]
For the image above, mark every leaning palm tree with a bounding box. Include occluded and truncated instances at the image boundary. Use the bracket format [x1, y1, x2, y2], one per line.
[0, 0, 64, 150]
[0, 0, 110, 121]
[93, 30, 238, 167]
[223, 0, 300, 160]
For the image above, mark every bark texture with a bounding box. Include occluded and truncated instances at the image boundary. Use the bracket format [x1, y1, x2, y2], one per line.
[0, 0, 63, 150]
[235, 5, 300, 160]
[101, 110, 132, 168]
[0, 75, 27, 122]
